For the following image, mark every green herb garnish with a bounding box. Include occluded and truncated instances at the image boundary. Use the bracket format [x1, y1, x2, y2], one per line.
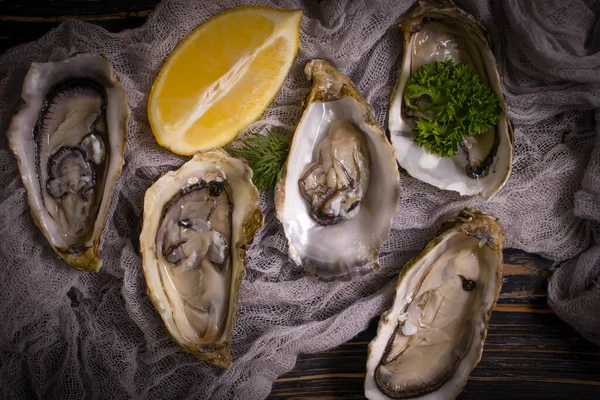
[403, 59, 501, 157]
[228, 129, 289, 191]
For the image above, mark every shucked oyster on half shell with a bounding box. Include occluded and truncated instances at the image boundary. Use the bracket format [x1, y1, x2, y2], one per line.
[139, 149, 263, 369]
[7, 53, 129, 272]
[389, 0, 513, 199]
[275, 60, 400, 281]
[365, 209, 503, 399]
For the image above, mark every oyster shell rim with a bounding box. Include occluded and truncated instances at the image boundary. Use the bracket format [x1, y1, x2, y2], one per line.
[6, 52, 130, 272]
[139, 149, 264, 369]
[275, 59, 388, 212]
[365, 208, 504, 399]
[389, 0, 514, 200]
[274, 59, 401, 281]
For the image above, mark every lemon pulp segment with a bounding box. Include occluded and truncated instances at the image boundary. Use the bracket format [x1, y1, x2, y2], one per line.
[149, 7, 303, 155]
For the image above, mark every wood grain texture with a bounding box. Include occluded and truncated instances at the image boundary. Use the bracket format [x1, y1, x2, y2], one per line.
[1, 2, 599, 399]
[271, 251, 600, 399]
[0, 0, 161, 54]
[0, 19, 151, 54]
[0, 0, 161, 16]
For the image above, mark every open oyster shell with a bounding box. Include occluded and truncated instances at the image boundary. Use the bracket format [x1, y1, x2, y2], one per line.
[365, 209, 503, 399]
[275, 60, 400, 281]
[139, 149, 263, 369]
[7, 53, 129, 272]
[389, 0, 513, 199]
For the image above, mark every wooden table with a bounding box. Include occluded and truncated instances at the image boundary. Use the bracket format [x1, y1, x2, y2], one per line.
[1, 1, 599, 399]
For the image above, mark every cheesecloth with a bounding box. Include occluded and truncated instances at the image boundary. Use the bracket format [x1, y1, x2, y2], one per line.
[0, 0, 599, 398]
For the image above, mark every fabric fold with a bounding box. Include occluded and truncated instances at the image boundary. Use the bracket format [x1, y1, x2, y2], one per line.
[548, 110, 600, 346]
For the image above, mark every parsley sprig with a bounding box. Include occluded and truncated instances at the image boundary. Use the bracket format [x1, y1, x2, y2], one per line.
[228, 129, 289, 191]
[403, 60, 501, 157]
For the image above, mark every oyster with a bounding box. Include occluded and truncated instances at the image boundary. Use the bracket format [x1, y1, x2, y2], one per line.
[139, 150, 263, 369]
[365, 209, 503, 399]
[275, 60, 400, 281]
[7, 53, 129, 272]
[298, 120, 370, 225]
[389, 0, 513, 199]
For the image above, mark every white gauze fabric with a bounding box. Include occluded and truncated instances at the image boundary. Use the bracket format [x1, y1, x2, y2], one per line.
[0, 0, 599, 398]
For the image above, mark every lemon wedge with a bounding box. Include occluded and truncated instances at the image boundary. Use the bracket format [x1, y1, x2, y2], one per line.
[148, 6, 303, 155]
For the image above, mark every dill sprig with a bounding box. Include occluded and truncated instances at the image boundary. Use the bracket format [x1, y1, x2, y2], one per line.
[228, 129, 289, 191]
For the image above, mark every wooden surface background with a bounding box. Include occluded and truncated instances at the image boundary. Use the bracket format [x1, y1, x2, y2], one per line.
[1, 1, 599, 399]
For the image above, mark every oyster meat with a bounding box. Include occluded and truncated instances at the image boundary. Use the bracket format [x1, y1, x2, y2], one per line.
[298, 120, 370, 225]
[275, 60, 400, 281]
[365, 209, 503, 399]
[7, 53, 129, 271]
[139, 150, 263, 369]
[389, 0, 513, 199]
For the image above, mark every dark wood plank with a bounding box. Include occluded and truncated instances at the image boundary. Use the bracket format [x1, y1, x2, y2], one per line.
[0, 0, 160, 16]
[0, 18, 152, 55]
[270, 251, 600, 399]
[0, 0, 161, 55]
[271, 309, 600, 399]
[501, 248, 553, 297]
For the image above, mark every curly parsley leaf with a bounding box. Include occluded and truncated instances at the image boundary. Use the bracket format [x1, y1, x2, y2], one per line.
[403, 60, 502, 157]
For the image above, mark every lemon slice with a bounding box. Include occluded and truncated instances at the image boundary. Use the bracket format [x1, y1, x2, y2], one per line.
[148, 6, 303, 155]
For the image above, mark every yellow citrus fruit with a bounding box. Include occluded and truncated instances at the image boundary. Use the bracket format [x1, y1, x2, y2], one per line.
[148, 6, 303, 155]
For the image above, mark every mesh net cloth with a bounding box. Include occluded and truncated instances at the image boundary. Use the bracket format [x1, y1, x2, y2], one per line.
[1, 0, 599, 398]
